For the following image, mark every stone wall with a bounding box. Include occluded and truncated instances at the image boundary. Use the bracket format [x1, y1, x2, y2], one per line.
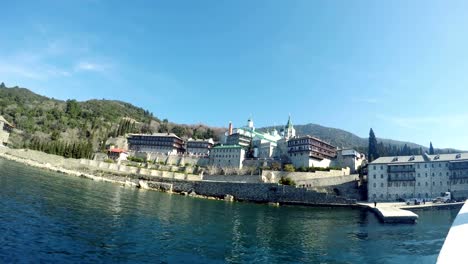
[202, 174, 263, 183]
[137, 176, 356, 205]
[133, 152, 210, 167]
[261, 169, 353, 185]
[79, 158, 202, 181]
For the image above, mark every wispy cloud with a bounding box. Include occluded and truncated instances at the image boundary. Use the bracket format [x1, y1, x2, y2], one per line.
[75, 61, 112, 72]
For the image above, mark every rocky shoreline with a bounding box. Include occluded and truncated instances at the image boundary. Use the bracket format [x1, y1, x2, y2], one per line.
[0, 150, 255, 203]
[0, 148, 357, 206]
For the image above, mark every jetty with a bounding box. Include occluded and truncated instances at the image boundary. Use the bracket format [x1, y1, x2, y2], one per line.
[358, 203, 418, 223]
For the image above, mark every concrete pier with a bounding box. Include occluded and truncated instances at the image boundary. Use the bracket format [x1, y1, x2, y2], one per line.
[358, 203, 419, 223]
[371, 206, 418, 223]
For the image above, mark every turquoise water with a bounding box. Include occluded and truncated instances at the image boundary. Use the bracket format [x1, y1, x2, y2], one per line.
[0, 158, 459, 263]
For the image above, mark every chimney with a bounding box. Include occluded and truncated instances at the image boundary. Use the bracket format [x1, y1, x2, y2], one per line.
[228, 121, 233, 135]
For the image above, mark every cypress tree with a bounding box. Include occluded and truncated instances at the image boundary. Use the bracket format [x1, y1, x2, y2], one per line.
[429, 142, 435, 155]
[368, 128, 379, 162]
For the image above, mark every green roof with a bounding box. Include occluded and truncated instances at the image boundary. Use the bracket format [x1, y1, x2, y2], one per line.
[286, 115, 293, 129]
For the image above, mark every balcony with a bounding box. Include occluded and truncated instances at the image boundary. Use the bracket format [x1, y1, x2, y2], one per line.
[387, 165, 415, 173]
[388, 174, 416, 181]
[449, 162, 468, 171]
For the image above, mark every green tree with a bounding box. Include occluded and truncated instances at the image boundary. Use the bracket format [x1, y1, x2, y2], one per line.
[66, 99, 81, 118]
[429, 142, 435, 155]
[279, 176, 296, 186]
[368, 128, 379, 162]
[283, 164, 295, 172]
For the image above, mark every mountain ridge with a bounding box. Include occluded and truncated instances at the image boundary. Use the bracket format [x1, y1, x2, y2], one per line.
[0, 82, 463, 154]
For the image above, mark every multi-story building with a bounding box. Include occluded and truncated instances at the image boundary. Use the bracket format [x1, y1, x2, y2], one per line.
[223, 116, 294, 159]
[127, 133, 185, 155]
[210, 145, 246, 169]
[287, 136, 337, 168]
[186, 138, 214, 156]
[0, 116, 13, 146]
[368, 153, 468, 201]
[332, 149, 366, 173]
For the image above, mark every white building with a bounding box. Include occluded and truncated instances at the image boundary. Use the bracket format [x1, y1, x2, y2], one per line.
[0, 116, 13, 146]
[368, 153, 468, 202]
[224, 116, 295, 160]
[287, 136, 337, 168]
[210, 145, 246, 169]
[186, 138, 214, 156]
[127, 133, 185, 155]
[332, 149, 366, 173]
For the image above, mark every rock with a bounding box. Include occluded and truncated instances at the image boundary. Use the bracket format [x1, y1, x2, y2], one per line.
[224, 194, 234, 202]
[181, 192, 188, 196]
[188, 190, 197, 197]
[268, 202, 280, 207]
[138, 180, 149, 189]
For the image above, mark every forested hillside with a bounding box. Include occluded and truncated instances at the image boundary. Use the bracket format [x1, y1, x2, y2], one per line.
[0, 83, 222, 155]
[0, 83, 461, 159]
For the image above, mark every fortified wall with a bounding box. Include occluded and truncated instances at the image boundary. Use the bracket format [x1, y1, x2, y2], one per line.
[1, 148, 357, 205]
[139, 175, 356, 205]
[133, 152, 210, 167]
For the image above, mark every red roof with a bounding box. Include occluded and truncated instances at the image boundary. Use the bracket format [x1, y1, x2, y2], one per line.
[109, 148, 127, 153]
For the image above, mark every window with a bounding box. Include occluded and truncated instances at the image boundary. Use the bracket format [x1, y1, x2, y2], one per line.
[418, 182, 420, 186]
[373, 183, 376, 188]
[381, 174, 384, 179]
[373, 175, 376, 179]
[381, 183, 384, 187]
[380, 166, 383, 170]
[426, 182, 428, 186]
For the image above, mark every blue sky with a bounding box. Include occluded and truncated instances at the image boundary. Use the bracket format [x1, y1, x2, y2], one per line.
[1, 0, 468, 149]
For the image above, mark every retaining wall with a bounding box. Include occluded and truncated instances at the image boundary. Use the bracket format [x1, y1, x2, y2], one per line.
[138, 175, 356, 205]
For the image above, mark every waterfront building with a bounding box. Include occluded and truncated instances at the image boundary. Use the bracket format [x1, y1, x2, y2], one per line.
[368, 153, 468, 201]
[287, 136, 337, 168]
[332, 149, 366, 173]
[127, 133, 185, 155]
[0, 115, 14, 146]
[186, 138, 214, 156]
[210, 145, 246, 169]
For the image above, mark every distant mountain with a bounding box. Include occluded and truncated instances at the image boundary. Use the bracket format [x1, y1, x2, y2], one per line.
[0, 82, 462, 155]
[0, 83, 223, 149]
[261, 123, 463, 154]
